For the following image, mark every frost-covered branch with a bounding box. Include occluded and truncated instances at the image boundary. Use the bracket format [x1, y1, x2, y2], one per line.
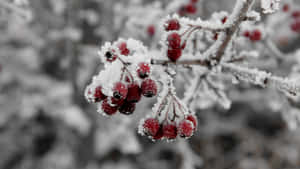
[221, 62, 300, 96]
[0, 0, 29, 18]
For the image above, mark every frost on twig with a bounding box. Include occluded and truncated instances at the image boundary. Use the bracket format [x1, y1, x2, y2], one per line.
[221, 63, 300, 96]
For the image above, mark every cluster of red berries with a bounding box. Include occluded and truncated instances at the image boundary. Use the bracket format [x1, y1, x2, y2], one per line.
[164, 19, 185, 62]
[140, 114, 197, 141]
[178, 0, 198, 16]
[242, 29, 262, 42]
[87, 41, 158, 116]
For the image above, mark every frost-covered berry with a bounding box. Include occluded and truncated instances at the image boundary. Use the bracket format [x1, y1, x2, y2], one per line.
[147, 25, 155, 36]
[291, 19, 300, 33]
[94, 86, 107, 102]
[141, 79, 158, 97]
[163, 124, 177, 140]
[221, 16, 227, 24]
[186, 114, 198, 130]
[250, 29, 262, 41]
[126, 82, 142, 103]
[110, 96, 124, 106]
[101, 99, 118, 115]
[282, 4, 289, 12]
[185, 3, 197, 14]
[118, 42, 130, 56]
[165, 19, 180, 31]
[178, 120, 194, 138]
[292, 11, 300, 19]
[119, 102, 136, 115]
[167, 32, 181, 49]
[113, 82, 128, 100]
[105, 51, 117, 62]
[137, 62, 150, 79]
[142, 118, 160, 136]
[152, 126, 164, 140]
[167, 48, 182, 62]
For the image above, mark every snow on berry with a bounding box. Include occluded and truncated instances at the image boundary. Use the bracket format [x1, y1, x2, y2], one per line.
[167, 32, 182, 49]
[186, 114, 198, 130]
[141, 78, 158, 97]
[118, 42, 130, 56]
[139, 117, 160, 137]
[165, 19, 181, 31]
[137, 62, 151, 79]
[178, 120, 195, 138]
[167, 48, 182, 62]
[162, 123, 178, 140]
[101, 99, 118, 116]
[113, 82, 128, 100]
[94, 86, 107, 102]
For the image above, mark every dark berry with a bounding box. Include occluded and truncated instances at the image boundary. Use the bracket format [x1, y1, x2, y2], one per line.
[167, 32, 181, 49]
[118, 42, 130, 56]
[292, 10, 300, 19]
[163, 124, 177, 140]
[250, 29, 262, 41]
[165, 19, 180, 31]
[147, 25, 155, 36]
[141, 79, 158, 97]
[119, 102, 136, 115]
[143, 118, 160, 136]
[102, 99, 118, 115]
[167, 48, 182, 62]
[213, 33, 219, 40]
[221, 16, 227, 24]
[243, 30, 251, 38]
[126, 82, 142, 103]
[105, 51, 117, 62]
[178, 120, 194, 138]
[153, 125, 164, 140]
[137, 62, 150, 79]
[113, 82, 128, 100]
[185, 3, 197, 14]
[110, 96, 124, 106]
[94, 86, 107, 102]
[282, 4, 289, 12]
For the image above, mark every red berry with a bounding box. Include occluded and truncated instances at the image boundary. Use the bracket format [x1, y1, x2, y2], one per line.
[141, 79, 158, 97]
[186, 114, 198, 130]
[292, 10, 300, 19]
[250, 29, 262, 41]
[110, 96, 124, 106]
[163, 124, 177, 140]
[291, 19, 300, 32]
[126, 82, 142, 103]
[165, 19, 180, 31]
[147, 25, 155, 36]
[185, 3, 197, 14]
[167, 48, 182, 62]
[137, 62, 150, 79]
[94, 86, 107, 102]
[178, 120, 194, 138]
[119, 102, 136, 115]
[113, 82, 128, 100]
[143, 118, 160, 136]
[213, 33, 219, 40]
[167, 32, 181, 49]
[153, 126, 164, 140]
[221, 17, 227, 24]
[105, 51, 117, 62]
[243, 30, 251, 38]
[190, 0, 198, 3]
[282, 4, 289, 12]
[118, 42, 130, 56]
[101, 99, 118, 115]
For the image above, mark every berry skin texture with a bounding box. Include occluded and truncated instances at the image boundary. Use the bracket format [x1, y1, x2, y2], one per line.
[101, 99, 118, 115]
[118, 42, 130, 56]
[165, 19, 180, 31]
[147, 25, 155, 37]
[167, 48, 182, 62]
[143, 118, 160, 136]
[186, 114, 198, 130]
[282, 4, 289, 12]
[137, 62, 150, 79]
[243, 30, 251, 38]
[163, 124, 177, 140]
[152, 126, 164, 140]
[113, 82, 128, 100]
[126, 82, 142, 103]
[178, 120, 194, 138]
[185, 3, 197, 14]
[141, 79, 158, 97]
[94, 86, 107, 102]
[250, 29, 262, 41]
[291, 19, 300, 33]
[119, 102, 136, 115]
[105, 51, 117, 62]
[167, 32, 181, 49]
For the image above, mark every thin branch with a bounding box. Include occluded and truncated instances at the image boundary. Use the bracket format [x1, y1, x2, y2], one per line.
[151, 59, 210, 67]
[221, 62, 300, 96]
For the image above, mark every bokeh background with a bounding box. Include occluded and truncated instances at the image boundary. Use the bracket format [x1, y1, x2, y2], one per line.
[0, 0, 300, 169]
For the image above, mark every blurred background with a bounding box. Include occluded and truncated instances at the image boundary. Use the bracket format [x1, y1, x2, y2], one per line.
[0, 0, 300, 169]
